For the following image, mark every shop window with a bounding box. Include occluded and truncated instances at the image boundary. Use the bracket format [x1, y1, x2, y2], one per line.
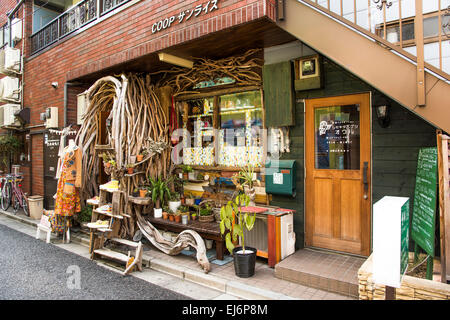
[218, 91, 263, 167]
[180, 90, 264, 168]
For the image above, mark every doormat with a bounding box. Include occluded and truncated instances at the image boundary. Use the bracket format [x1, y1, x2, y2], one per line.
[180, 249, 233, 266]
[211, 255, 233, 266]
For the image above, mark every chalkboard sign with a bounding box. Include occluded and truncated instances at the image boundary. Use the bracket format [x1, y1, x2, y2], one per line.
[411, 147, 438, 256]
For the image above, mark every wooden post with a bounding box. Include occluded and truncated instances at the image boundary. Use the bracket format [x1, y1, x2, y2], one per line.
[385, 286, 396, 300]
[415, 0, 426, 107]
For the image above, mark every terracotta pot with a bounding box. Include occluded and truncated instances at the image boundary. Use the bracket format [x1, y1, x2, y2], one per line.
[105, 162, 111, 168]
[174, 215, 182, 223]
[127, 167, 134, 174]
[139, 189, 147, 198]
[136, 154, 144, 162]
[169, 214, 175, 222]
[162, 212, 168, 220]
[191, 215, 197, 221]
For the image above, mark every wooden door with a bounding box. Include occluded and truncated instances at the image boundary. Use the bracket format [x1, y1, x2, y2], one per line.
[305, 93, 371, 256]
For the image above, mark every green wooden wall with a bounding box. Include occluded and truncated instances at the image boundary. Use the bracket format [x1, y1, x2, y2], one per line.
[267, 57, 436, 251]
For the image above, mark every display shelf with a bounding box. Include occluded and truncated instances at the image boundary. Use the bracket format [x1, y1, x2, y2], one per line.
[93, 208, 124, 220]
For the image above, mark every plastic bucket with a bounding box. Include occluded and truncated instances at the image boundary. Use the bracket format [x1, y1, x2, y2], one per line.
[232, 246, 257, 278]
[28, 195, 44, 220]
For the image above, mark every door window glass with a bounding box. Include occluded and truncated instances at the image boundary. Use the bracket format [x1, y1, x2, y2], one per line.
[314, 105, 360, 170]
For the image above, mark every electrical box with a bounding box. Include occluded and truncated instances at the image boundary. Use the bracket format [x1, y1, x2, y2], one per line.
[11, 18, 22, 42]
[0, 76, 20, 100]
[77, 92, 87, 125]
[2, 104, 21, 126]
[265, 160, 297, 197]
[45, 107, 58, 128]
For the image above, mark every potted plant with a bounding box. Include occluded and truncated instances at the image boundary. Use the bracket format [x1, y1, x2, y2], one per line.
[185, 192, 195, 206]
[191, 213, 197, 221]
[139, 186, 147, 198]
[162, 206, 169, 220]
[174, 211, 182, 223]
[126, 164, 134, 174]
[168, 192, 181, 213]
[149, 176, 171, 218]
[136, 150, 144, 162]
[168, 211, 175, 221]
[220, 193, 257, 278]
[198, 201, 215, 223]
[180, 164, 193, 180]
[232, 165, 260, 206]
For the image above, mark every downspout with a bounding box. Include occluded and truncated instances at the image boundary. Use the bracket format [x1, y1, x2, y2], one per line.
[64, 82, 83, 128]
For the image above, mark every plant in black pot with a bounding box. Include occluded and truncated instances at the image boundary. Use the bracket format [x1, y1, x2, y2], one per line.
[219, 193, 256, 278]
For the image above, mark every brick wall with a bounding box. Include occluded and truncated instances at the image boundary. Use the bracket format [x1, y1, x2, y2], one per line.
[21, 0, 276, 198]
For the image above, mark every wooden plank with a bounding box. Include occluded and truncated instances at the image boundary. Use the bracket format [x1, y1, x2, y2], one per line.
[439, 133, 450, 282]
[110, 238, 140, 248]
[94, 249, 129, 263]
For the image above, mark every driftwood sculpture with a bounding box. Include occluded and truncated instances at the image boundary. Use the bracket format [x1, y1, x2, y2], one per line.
[136, 212, 210, 273]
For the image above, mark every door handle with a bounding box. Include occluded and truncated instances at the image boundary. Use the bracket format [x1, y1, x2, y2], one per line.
[363, 162, 369, 200]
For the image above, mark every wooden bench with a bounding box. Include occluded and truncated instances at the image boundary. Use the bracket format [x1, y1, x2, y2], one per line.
[147, 216, 226, 260]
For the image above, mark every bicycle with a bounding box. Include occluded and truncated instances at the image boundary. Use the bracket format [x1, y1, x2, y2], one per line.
[11, 175, 29, 216]
[0, 174, 13, 211]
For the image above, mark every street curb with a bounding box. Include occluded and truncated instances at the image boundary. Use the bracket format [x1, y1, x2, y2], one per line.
[0, 209, 298, 300]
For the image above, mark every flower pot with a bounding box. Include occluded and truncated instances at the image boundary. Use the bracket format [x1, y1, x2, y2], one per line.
[194, 198, 202, 205]
[205, 239, 213, 250]
[154, 207, 163, 218]
[174, 215, 182, 223]
[162, 212, 168, 220]
[127, 167, 134, 174]
[198, 215, 215, 223]
[186, 198, 194, 206]
[169, 200, 181, 213]
[139, 189, 147, 198]
[181, 214, 188, 225]
[105, 162, 111, 168]
[136, 154, 144, 162]
[169, 214, 175, 222]
[232, 246, 257, 278]
[183, 173, 188, 180]
[191, 215, 197, 221]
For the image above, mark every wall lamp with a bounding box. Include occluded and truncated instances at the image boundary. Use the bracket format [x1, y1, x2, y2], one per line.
[376, 102, 391, 128]
[158, 53, 193, 69]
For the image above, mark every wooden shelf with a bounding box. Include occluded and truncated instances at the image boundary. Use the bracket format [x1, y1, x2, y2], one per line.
[124, 171, 145, 177]
[128, 196, 152, 205]
[93, 208, 124, 220]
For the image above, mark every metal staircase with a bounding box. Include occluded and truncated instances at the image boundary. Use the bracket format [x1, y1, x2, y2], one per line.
[276, 0, 450, 132]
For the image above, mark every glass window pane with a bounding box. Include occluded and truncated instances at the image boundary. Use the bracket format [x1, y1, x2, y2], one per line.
[218, 91, 263, 167]
[182, 97, 215, 166]
[402, 22, 415, 41]
[314, 105, 360, 170]
[423, 16, 439, 38]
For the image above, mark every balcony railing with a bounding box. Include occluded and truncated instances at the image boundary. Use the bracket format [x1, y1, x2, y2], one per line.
[30, 0, 131, 55]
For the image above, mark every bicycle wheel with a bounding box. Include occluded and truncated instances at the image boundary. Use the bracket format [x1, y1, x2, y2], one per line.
[22, 195, 29, 217]
[1, 182, 11, 211]
[12, 193, 19, 214]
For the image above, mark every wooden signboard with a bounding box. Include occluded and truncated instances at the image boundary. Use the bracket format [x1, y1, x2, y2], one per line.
[411, 147, 438, 257]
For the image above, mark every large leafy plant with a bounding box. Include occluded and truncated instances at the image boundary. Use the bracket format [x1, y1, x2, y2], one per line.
[148, 176, 172, 209]
[219, 193, 256, 254]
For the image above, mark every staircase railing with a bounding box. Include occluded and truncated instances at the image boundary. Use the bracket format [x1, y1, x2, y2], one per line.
[295, 0, 449, 82]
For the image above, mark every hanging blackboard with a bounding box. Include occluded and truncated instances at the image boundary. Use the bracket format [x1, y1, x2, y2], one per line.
[411, 147, 438, 256]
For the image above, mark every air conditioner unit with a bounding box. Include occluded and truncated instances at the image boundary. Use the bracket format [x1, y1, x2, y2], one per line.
[11, 18, 22, 42]
[77, 92, 88, 125]
[45, 107, 58, 128]
[2, 104, 21, 126]
[4, 47, 21, 72]
[1, 76, 20, 100]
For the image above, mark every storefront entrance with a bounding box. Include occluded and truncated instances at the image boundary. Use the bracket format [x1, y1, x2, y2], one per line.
[305, 93, 371, 256]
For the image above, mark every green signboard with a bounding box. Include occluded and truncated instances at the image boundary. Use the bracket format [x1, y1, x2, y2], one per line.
[411, 147, 438, 256]
[400, 200, 410, 276]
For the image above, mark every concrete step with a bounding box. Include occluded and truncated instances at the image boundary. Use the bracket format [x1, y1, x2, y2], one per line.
[275, 248, 365, 298]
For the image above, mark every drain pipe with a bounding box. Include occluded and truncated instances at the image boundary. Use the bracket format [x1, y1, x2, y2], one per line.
[64, 82, 83, 128]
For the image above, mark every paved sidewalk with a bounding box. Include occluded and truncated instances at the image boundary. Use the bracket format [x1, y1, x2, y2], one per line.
[0, 209, 353, 300]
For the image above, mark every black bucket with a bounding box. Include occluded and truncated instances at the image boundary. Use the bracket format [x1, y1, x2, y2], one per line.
[233, 246, 257, 278]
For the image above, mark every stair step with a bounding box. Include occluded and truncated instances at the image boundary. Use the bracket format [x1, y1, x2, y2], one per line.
[94, 248, 130, 263]
[110, 237, 140, 248]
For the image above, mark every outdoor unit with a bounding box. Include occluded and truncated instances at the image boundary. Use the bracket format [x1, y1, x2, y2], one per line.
[2, 104, 21, 126]
[243, 215, 269, 254]
[45, 107, 58, 128]
[77, 92, 87, 125]
[0, 76, 20, 100]
[11, 18, 22, 42]
[4, 47, 21, 72]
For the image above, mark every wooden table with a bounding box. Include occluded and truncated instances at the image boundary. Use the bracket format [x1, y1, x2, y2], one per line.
[147, 216, 226, 260]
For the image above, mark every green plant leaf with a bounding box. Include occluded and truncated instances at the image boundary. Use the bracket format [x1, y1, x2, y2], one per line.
[225, 233, 234, 254]
[245, 213, 256, 231]
[224, 217, 231, 230]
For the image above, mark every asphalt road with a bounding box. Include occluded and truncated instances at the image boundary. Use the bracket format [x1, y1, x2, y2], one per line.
[0, 224, 189, 300]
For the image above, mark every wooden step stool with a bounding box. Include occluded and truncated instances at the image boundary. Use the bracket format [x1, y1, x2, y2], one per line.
[92, 237, 143, 275]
